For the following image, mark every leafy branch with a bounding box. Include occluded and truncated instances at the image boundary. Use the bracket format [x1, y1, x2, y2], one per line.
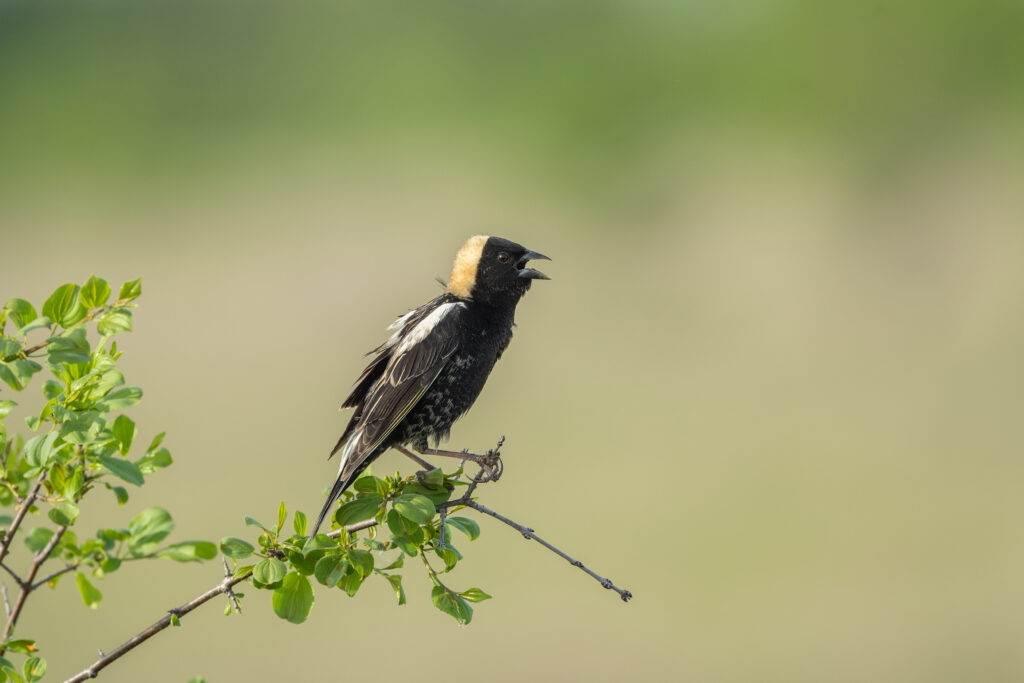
[1, 277, 631, 683]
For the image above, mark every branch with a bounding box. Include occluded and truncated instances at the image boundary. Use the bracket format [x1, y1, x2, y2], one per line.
[63, 517, 378, 683]
[443, 498, 633, 602]
[0, 471, 47, 566]
[1, 525, 67, 651]
[63, 566, 250, 683]
[31, 562, 78, 591]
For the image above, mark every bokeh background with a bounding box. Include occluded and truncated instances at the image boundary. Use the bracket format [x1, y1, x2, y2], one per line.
[3, 0, 1024, 680]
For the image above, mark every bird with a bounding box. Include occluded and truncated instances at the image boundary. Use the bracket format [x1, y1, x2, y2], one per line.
[310, 235, 550, 537]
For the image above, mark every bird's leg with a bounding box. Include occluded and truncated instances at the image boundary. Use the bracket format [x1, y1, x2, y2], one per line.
[393, 445, 436, 472]
[418, 436, 504, 482]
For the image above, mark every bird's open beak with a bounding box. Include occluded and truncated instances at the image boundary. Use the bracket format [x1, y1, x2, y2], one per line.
[517, 249, 551, 280]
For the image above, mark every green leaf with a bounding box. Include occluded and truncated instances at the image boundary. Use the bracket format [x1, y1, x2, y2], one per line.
[431, 585, 473, 625]
[24, 528, 54, 553]
[147, 431, 166, 451]
[0, 400, 16, 418]
[46, 328, 91, 365]
[48, 502, 79, 526]
[157, 541, 217, 562]
[446, 516, 481, 541]
[111, 486, 129, 506]
[170, 613, 181, 627]
[381, 554, 405, 571]
[135, 447, 172, 473]
[219, 537, 255, 559]
[23, 656, 46, 683]
[382, 572, 406, 605]
[128, 507, 175, 554]
[292, 510, 308, 537]
[346, 549, 374, 578]
[0, 655, 17, 675]
[61, 467, 84, 500]
[244, 516, 270, 532]
[0, 340, 20, 359]
[42, 379, 62, 399]
[99, 453, 145, 486]
[337, 565, 365, 597]
[89, 368, 125, 400]
[334, 494, 383, 527]
[459, 587, 492, 603]
[97, 309, 132, 336]
[3, 639, 36, 655]
[81, 275, 111, 308]
[18, 316, 52, 336]
[94, 386, 143, 411]
[252, 558, 287, 587]
[0, 359, 42, 391]
[301, 533, 335, 555]
[118, 278, 142, 302]
[41, 284, 77, 327]
[3, 299, 37, 329]
[23, 432, 59, 468]
[272, 571, 314, 624]
[75, 573, 103, 609]
[393, 494, 435, 525]
[435, 547, 460, 572]
[99, 557, 122, 574]
[419, 467, 445, 488]
[111, 415, 135, 455]
[60, 411, 105, 444]
[313, 555, 345, 587]
[352, 475, 386, 495]
[277, 501, 287, 535]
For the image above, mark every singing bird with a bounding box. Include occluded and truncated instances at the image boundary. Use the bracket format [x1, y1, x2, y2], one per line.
[311, 235, 550, 536]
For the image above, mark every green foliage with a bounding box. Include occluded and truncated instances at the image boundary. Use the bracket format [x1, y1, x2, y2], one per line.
[0, 276, 500, 683]
[227, 465, 490, 627]
[0, 278, 214, 680]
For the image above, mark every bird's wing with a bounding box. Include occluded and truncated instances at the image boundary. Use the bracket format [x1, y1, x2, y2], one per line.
[334, 301, 464, 482]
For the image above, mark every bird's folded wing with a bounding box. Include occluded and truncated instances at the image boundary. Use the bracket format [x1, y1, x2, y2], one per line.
[337, 308, 461, 481]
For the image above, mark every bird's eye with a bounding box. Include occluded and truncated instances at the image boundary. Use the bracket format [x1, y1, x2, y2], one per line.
[497, 251, 511, 264]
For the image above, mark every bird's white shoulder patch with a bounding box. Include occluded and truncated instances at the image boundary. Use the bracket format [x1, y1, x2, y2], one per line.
[388, 309, 417, 332]
[396, 302, 462, 354]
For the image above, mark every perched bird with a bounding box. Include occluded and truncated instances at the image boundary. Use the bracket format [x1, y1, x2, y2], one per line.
[311, 235, 550, 537]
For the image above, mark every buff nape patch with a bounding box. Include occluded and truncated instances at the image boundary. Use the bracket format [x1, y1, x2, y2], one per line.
[446, 235, 489, 299]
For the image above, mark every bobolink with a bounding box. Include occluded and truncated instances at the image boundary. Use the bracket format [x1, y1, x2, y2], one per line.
[311, 235, 550, 536]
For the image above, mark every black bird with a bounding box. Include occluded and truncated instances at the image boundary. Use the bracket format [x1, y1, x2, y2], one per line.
[311, 235, 550, 537]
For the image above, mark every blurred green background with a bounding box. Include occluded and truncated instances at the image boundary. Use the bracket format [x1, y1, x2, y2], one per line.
[3, 0, 1024, 680]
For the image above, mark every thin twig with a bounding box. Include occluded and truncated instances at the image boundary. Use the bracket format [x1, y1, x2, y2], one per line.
[325, 518, 377, 538]
[454, 499, 632, 602]
[31, 563, 78, 590]
[0, 471, 47, 566]
[221, 558, 242, 614]
[0, 525, 68, 653]
[0, 562, 24, 589]
[63, 517, 379, 683]
[63, 567, 251, 683]
[1, 585, 9, 620]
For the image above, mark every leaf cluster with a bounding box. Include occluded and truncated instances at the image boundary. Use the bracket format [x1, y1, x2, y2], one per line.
[0, 278, 214, 681]
[224, 468, 489, 626]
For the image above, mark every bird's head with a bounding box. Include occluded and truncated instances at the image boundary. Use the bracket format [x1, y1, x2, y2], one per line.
[446, 235, 550, 304]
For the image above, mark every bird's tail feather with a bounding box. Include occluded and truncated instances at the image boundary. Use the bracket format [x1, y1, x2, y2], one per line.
[310, 470, 358, 538]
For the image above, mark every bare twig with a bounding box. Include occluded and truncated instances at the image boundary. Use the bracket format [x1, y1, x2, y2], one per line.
[443, 498, 633, 602]
[1, 525, 68, 653]
[0, 562, 24, 589]
[221, 558, 242, 614]
[63, 567, 251, 683]
[1, 584, 10, 620]
[31, 563, 79, 590]
[0, 471, 47, 566]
